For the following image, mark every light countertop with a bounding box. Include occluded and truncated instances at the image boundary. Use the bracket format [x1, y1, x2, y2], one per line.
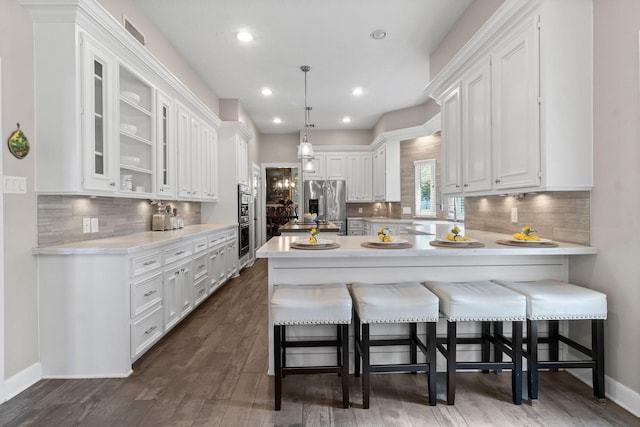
[257, 230, 597, 258]
[33, 223, 237, 256]
[279, 220, 340, 232]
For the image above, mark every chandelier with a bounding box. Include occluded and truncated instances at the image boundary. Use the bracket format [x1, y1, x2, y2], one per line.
[297, 65, 314, 159]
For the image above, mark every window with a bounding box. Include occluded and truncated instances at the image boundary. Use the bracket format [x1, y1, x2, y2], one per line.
[414, 159, 436, 217]
[447, 197, 465, 221]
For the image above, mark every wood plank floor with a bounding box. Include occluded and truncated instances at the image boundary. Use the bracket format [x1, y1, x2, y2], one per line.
[1, 258, 638, 426]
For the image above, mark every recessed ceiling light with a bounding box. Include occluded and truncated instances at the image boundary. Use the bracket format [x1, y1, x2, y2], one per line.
[342, 116, 351, 123]
[352, 87, 364, 96]
[273, 117, 282, 124]
[236, 31, 254, 42]
[370, 29, 387, 40]
[261, 87, 272, 96]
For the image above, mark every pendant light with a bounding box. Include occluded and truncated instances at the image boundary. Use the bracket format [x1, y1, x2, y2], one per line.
[297, 65, 314, 159]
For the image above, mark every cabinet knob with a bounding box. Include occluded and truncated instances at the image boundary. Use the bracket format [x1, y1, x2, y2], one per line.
[463, 183, 469, 188]
[455, 184, 460, 188]
[495, 179, 501, 184]
[110, 182, 116, 187]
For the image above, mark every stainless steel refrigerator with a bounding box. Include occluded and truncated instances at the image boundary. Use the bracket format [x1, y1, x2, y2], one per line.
[303, 180, 347, 234]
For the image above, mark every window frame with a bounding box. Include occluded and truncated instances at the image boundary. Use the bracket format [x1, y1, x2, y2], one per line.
[414, 159, 437, 218]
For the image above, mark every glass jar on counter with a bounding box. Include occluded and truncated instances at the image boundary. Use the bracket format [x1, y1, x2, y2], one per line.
[121, 174, 133, 191]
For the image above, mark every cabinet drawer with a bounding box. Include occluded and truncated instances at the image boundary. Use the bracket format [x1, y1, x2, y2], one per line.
[131, 304, 163, 359]
[131, 272, 163, 318]
[193, 253, 208, 280]
[131, 252, 162, 277]
[208, 233, 226, 248]
[193, 237, 208, 253]
[164, 242, 193, 265]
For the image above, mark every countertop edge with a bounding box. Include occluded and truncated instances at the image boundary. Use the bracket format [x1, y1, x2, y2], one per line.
[33, 223, 237, 256]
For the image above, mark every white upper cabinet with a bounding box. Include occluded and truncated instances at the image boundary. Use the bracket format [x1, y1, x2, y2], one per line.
[373, 141, 401, 202]
[237, 136, 249, 186]
[22, 0, 222, 200]
[345, 153, 373, 202]
[426, 0, 593, 195]
[201, 124, 219, 201]
[491, 19, 539, 191]
[118, 65, 155, 196]
[325, 155, 347, 180]
[156, 90, 176, 198]
[81, 35, 118, 193]
[302, 154, 325, 180]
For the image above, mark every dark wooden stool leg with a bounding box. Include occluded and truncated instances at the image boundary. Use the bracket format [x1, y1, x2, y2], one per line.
[527, 319, 539, 401]
[481, 321, 491, 373]
[337, 324, 343, 373]
[494, 321, 504, 374]
[274, 325, 282, 411]
[446, 321, 457, 405]
[354, 310, 361, 378]
[512, 321, 523, 405]
[341, 323, 350, 408]
[592, 319, 606, 400]
[281, 325, 287, 371]
[410, 322, 417, 374]
[362, 323, 371, 409]
[549, 320, 559, 372]
[427, 322, 437, 406]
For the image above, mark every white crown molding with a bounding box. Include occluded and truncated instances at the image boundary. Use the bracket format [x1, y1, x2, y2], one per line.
[20, 0, 221, 127]
[219, 121, 253, 141]
[424, 0, 541, 102]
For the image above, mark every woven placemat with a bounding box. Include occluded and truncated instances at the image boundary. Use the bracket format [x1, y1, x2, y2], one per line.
[429, 240, 485, 248]
[360, 242, 412, 249]
[290, 242, 341, 250]
[496, 239, 559, 248]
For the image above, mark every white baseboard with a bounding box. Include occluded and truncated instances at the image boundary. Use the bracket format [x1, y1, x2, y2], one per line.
[568, 369, 640, 418]
[3, 362, 42, 402]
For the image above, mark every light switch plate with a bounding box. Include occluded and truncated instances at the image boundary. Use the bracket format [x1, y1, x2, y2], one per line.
[3, 175, 27, 194]
[402, 206, 411, 214]
[358, 208, 363, 213]
[511, 207, 518, 223]
[83, 218, 91, 233]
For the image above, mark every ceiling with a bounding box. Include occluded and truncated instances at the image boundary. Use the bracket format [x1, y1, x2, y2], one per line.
[133, 0, 473, 134]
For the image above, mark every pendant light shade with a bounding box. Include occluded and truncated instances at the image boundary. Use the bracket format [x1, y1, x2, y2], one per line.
[297, 65, 315, 159]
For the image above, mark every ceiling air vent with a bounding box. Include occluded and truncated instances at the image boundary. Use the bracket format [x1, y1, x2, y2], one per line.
[123, 15, 145, 46]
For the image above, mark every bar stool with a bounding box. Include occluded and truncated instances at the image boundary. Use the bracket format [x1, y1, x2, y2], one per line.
[492, 279, 607, 403]
[350, 282, 439, 408]
[270, 283, 352, 410]
[424, 280, 527, 405]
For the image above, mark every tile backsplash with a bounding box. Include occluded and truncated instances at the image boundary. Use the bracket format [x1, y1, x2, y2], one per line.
[464, 191, 590, 245]
[38, 195, 201, 246]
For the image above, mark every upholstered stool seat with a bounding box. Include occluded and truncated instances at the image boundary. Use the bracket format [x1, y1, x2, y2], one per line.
[492, 279, 607, 403]
[351, 282, 439, 408]
[271, 284, 352, 410]
[424, 280, 527, 405]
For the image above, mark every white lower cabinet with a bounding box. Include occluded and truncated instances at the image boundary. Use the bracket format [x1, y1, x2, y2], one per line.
[36, 226, 238, 377]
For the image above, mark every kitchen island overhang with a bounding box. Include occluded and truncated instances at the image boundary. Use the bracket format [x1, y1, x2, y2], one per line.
[257, 231, 597, 374]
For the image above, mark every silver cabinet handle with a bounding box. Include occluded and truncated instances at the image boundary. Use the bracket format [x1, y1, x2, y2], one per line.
[143, 260, 157, 266]
[144, 325, 157, 335]
[455, 184, 460, 188]
[495, 179, 501, 184]
[198, 244, 206, 248]
[110, 182, 116, 187]
[463, 183, 469, 188]
[143, 290, 157, 297]
[176, 250, 186, 255]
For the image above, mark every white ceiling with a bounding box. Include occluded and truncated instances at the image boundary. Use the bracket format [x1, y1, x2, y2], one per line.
[133, 0, 472, 134]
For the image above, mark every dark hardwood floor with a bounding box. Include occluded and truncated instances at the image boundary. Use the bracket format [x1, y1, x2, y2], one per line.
[1, 258, 638, 426]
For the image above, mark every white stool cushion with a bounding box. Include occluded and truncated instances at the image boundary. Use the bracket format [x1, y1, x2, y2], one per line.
[350, 282, 439, 324]
[424, 280, 526, 322]
[492, 279, 608, 320]
[271, 284, 352, 325]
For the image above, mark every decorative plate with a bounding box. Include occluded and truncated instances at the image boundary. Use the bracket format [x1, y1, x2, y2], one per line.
[7, 125, 30, 159]
[366, 237, 409, 245]
[435, 238, 479, 244]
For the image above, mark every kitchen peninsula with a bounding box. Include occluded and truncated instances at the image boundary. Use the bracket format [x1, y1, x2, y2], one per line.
[256, 231, 597, 373]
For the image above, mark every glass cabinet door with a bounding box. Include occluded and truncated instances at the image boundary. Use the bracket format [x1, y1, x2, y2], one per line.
[82, 35, 117, 192]
[156, 90, 175, 197]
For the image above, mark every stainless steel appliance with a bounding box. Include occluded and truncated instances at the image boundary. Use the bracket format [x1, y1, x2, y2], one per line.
[303, 180, 347, 234]
[238, 184, 250, 258]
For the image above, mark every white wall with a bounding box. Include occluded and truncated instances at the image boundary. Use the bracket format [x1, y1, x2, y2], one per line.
[570, 0, 640, 406]
[0, 0, 39, 383]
